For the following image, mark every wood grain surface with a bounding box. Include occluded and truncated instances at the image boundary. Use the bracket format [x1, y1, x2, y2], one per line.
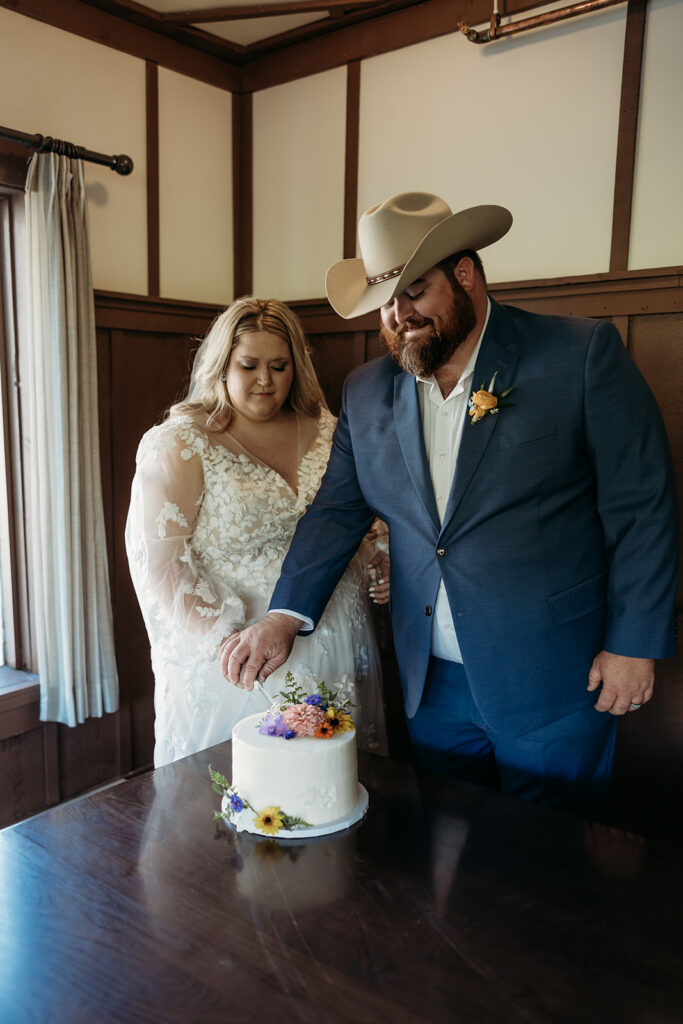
[2, 744, 682, 1023]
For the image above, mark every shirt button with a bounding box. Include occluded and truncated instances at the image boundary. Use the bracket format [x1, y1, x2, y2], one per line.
[438, 451, 446, 459]
[437, 548, 447, 557]
[425, 606, 432, 616]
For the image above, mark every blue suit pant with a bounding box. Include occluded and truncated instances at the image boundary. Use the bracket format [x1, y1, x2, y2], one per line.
[407, 657, 618, 822]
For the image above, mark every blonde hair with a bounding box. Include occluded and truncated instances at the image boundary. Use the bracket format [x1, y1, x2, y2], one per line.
[168, 297, 324, 429]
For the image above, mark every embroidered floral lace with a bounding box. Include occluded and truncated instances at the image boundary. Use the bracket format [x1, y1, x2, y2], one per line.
[126, 409, 387, 766]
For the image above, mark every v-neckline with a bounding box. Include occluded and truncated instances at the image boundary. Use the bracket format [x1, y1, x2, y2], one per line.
[213, 414, 323, 497]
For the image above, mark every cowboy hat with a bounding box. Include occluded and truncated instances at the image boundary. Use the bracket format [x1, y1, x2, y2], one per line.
[325, 192, 512, 319]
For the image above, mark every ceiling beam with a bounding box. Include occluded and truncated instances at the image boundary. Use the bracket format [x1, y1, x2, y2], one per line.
[163, 1, 388, 23]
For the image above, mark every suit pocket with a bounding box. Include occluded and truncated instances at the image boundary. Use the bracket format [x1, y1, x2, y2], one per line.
[547, 571, 607, 624]
[498, 416, 557, 449]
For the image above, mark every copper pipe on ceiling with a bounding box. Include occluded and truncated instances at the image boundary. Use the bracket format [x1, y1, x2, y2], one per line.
[459, 0, 626, 44]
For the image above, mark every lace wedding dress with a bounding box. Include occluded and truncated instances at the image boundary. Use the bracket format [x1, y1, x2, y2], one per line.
[126, 408, 387, 767]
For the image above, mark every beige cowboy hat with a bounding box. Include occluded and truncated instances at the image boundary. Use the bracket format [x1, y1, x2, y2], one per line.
[325, 191, 513, 319]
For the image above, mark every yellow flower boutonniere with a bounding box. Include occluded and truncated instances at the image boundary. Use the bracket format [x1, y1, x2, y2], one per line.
[468, 370, 514, 424]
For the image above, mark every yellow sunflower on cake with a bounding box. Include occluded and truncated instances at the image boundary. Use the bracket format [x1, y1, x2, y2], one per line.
[253, 806, 285, 835]
[325, 707, 355, 733]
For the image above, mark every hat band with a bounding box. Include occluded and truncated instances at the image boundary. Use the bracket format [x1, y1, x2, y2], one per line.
[365, 263, 405, 286]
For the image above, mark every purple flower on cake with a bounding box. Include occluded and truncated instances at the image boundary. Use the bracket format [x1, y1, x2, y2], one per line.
[282, 703, 327, 737]
[229, 793, 244, 813]
[258, 712, 287, 736]
[284, 729, 296, 740]
[304, 694, 323, 706]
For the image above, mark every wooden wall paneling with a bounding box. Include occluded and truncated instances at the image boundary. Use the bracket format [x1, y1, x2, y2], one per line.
[344, 61, 361, 261]
[0, 726, 49, 828]
[610, 0, 648, 272]
[611, 314, 630, 347]
[232, 91, 253, 298]
[308, 330, 366, 414]
[146, 61, 160, 298]
[109, 318, 209, 770]
[57, 713, 121, 801]
[97, 322, 130, 775]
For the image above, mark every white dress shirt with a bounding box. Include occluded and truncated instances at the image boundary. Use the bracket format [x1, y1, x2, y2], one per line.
[416, 300, 490, 661]
[273, 299, 491, 655]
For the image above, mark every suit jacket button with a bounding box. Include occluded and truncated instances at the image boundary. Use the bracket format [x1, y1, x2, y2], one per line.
[425, 606, 432, 616]
[436, 548, 447, 557]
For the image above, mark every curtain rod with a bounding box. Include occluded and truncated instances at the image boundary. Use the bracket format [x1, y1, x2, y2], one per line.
[0, 125, 133, 176]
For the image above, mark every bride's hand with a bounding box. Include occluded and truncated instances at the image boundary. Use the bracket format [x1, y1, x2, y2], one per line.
[367, 551, 390, 605]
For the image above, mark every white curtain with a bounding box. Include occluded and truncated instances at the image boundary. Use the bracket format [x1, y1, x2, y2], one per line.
[24, 152, 119, 726]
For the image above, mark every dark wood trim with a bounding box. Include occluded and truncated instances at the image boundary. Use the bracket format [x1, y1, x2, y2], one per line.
[343, 61, 361, 260]
[1, 0, 242, 92]
[146, 61, 160, 298]
[42, 722, 60, 807]
[232, 92, 253, 298]
[0, 141, 28, 190]
[163, 0, 391, 23]
[287, 266, 683, 331]
[610, 0, 647, 272]
[242, 0, 534, 91]
[95, 290, 221, 332]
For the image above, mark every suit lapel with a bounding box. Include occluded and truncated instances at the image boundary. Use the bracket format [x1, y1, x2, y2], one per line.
[442, 300, 520, 531]
[393, 371, 440, 531]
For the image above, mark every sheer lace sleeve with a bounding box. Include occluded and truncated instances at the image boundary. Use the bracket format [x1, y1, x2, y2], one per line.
[125, 418, 246, 663]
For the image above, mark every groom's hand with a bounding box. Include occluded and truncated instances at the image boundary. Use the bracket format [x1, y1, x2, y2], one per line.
[220, 613, 303, 690]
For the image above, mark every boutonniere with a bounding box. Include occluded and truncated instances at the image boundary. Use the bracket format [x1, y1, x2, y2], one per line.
[468, 370, 514, 424]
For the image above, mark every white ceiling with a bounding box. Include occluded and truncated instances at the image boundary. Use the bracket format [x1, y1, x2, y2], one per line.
[143, 0, 329, 47]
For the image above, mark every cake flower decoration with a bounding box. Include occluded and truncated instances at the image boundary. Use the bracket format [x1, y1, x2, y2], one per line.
[209, 765, 312, 833]
[253, 806, 285, 836]
[257, 672, 357, 740]
[468, 370, 513, 424]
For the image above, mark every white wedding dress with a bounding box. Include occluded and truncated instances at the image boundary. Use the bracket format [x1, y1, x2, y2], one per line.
[125, 408, 387, 767]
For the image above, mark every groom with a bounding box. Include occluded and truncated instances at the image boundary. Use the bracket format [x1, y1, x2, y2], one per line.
[221, 192, 678, 819]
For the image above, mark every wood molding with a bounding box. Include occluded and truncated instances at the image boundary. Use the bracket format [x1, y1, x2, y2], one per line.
[232, 92, 253, 297]
[95, 290, 221, 332]
[0, 0, 242, 92]
[610, 0, 647, 272]
[146, 60, 160, 297]
[287, 266, 683, 331]
[242, 0, 534, 91]
[343, 61, 361, 260]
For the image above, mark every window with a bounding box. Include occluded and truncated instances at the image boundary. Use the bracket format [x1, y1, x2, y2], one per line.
[0, 189, 31, 672]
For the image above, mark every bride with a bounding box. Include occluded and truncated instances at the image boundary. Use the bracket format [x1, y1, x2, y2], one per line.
[125, 297, 389, 767]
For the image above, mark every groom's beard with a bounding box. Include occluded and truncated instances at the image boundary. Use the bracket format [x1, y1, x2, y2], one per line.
[381, 283, 476, 378]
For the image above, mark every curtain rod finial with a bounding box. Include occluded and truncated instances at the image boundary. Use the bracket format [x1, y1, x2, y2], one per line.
[113, 155, 134, 176]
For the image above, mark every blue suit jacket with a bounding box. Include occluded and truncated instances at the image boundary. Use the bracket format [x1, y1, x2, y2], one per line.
[270, 299, 678, 737]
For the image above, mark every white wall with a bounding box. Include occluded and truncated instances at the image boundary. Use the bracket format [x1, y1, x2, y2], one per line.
[357, 8, 627, 284]
[158, 68, 233, 304]
[252, 68, 346, 301]
[0, 6, 147, 294]
[0, 7, 235, 304]
[629, 0, 683, 270]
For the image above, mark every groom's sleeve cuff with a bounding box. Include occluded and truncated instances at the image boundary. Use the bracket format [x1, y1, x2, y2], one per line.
[269, 608, 315, 633]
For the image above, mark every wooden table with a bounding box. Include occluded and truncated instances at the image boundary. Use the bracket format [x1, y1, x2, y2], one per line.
[2, 743, 682, 1023]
